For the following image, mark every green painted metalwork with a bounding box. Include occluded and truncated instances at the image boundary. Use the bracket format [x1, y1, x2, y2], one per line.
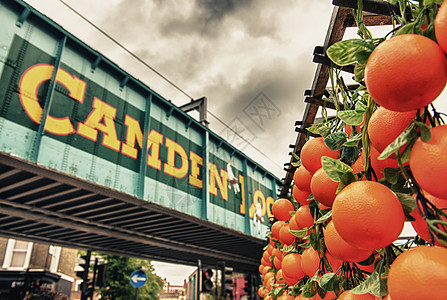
[30, 35, 67, 163]
[137, 94, 153, 199]
[0, 0, 281, 238]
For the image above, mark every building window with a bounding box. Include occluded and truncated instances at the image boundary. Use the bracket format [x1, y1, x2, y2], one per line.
[2, 239, 33, 270]
[48, 245, 61, 273]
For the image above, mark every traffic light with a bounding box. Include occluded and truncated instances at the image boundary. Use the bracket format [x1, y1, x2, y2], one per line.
[220, 263, 233, 298]
[201, 268, 213, 292]
[96, 264, 107, 287]
[76, 251, 92, 300]
[76, 252, 91, 280]
[244, 274, 254, 299]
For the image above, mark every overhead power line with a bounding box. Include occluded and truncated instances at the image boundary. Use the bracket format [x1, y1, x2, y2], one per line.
[57, 0, 282, 172]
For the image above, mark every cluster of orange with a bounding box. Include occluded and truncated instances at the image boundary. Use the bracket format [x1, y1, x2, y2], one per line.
[257, 2, 447, 300]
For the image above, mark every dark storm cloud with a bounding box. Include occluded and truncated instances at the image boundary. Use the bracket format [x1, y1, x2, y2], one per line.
[157, 0, 277, 38]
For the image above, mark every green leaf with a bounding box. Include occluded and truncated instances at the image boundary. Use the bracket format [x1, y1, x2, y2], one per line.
[343, 132, 362, 147]
[318, 126, 332, 138]
[324, 132, 348, 150]
[414, 121, 431, 142]
[272, 285, 285, 298]
[395, 192, 416, 215]
[338, 110, 364, 126]
[393, 23, 415, 36]
[354, 63, 366, 82]
[424, 0, 444, 4]
[315, 210, 332, 224]
[319, 273, 340, 292]
[321, 156, 353, 182]
[340, 146, 360, 166]
[336, 171, 356, 194]
[301, 277, 319, 298]
[306, 123, 324, 135]
[299, 241, 311, 248]
[309, 229, 320, 251]
[350, 270, 384, 296]
[290, 229, 309, 238]
[291, 161, 302, 168]
[355, 102, 367, 113]
[383, 167, 399, 185]
[326, 39, 375, 66]
[378, 123, 416, 160]
[356, 50, 372, 65]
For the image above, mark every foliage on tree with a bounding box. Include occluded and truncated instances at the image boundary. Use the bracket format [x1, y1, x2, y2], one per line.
[98, 254, 164, 300]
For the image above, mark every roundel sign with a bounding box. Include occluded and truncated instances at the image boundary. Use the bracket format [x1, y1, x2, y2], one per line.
[130, 270, 147, 288]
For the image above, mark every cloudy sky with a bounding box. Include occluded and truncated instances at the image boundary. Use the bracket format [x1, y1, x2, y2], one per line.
[24, 0, 340, 180]
[22, 0, 337, 285]
[22, 0, 446, 286]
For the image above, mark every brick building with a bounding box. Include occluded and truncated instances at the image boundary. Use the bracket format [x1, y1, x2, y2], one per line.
[0, 237, 77, 299]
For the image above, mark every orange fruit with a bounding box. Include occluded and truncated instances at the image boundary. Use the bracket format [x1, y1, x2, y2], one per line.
[279, 222, 297, 246]
[258, 264, 265, 274]
[435, 0, 447, 53]
[278, 294, 294, 300]
[300, 137, 340, 174]
[276, 269, 286, 285]
[272, 198, 295, 221]
[301, 248, 341, 277]
[301, 247, 320, 277]
[325, 220, 374, 262]
[262, 250, 271, 262]
[273, 256, 282, 269]
[272, 248, 284, 261]
[262, 266, 271, 277]
[409, 124, 447, 199]
[289, 213, 301, 231]
[367, 107, 416, 158]
[293, 185, 312, 205]
[295, 205, 314, 229]
[263, 271, 275, 285]
[388, 245, 447, 300]
[283, 272, 299, 286]
[411, 191, 447, 245]
[271, 220, 285, 240]
[295, 291, 337, 300]
[266, 244, 274, 255]
[351, 147, 399, 180]
[318, 202, 331, 211]
[310, 167, 340, 207]
[282, 253, 305, 280]
[294, 166, 313, 192]
[365, 34, 447, 112]
[261, 257, 272, 268]
[258, 287, 268, 298]
[332, 181, 405, 250]
[338, 290, 378, 299]
[265, 276, 275, 291]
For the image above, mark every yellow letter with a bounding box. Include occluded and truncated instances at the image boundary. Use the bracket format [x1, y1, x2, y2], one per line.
[121, 115, 143, 159]
[147, 130, 163, 170]
[19, 64, 86, 135]
[209, 163, 229, 200]
[164, 138, 189, 179]
[189, 151, 203, 188]
[239, 174, 245, 214]
[266, 196, 274, 219]
[250, 190, 266, 218]
[77, 97, 121, 152]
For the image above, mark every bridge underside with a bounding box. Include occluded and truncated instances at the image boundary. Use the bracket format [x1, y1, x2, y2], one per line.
[0, 153, 265, 273]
